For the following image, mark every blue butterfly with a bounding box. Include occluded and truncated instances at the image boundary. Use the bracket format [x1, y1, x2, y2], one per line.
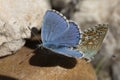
[40, 10, 83, 58]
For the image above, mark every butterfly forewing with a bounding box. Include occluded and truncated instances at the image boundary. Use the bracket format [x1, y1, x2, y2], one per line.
[41, 10, 68, 43]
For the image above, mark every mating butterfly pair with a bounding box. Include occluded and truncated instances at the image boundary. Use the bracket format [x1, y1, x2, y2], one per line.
[40, 10, 108, 61]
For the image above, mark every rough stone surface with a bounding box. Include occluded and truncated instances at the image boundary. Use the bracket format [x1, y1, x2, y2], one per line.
[111, 51, 120, 80]
[0, 45, 96, 80]
[112, 62, 120, 80]
[0, 0, 50, 57]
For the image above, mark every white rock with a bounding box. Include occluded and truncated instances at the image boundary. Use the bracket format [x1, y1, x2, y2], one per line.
[73, 0, 119, 28]
[0, 0, 50, 57]
[0, 39, 25, 57]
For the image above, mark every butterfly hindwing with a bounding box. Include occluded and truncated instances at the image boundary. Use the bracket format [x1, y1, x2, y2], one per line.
[77, 24, 108, 61]
[45, 47, 83, 58]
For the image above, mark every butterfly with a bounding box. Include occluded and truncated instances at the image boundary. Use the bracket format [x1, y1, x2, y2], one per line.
[76, 24, 108, 61]
[40, 10, 83, 58]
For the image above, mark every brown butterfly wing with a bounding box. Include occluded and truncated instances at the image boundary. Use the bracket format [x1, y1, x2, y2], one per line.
[78, 24, 108, 61]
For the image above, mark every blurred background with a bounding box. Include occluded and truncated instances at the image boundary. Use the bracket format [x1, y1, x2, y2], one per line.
[49, 0, 120, 80]
[0, 0, 119, 80]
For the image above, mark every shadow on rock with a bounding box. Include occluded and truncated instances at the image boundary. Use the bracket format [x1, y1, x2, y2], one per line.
[0, 75, 17, 80]
[29, 47, 77, 69]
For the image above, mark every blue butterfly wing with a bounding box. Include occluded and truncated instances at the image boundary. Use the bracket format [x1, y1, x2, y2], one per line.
[50, 21, 81, 47]
[41, 10, 68, 43]
[45, 47, 83, 58]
